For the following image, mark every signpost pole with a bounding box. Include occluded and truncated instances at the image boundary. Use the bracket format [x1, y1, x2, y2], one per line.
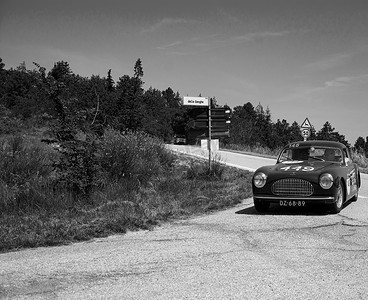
[208, 99, 212, 173]
[182, 96, 212, 172]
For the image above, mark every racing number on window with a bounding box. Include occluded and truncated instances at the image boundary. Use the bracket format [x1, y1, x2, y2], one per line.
[280, 166, 314, 172]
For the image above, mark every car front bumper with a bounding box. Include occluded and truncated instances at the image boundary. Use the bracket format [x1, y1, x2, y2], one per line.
[254, 195, 335, 204]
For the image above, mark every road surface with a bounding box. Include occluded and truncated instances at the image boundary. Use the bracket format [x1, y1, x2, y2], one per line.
[168, 144, 277, 172]
[1, 145, 367, 299]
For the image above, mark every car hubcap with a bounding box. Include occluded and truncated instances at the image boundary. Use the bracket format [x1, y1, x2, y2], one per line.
[336, 185, 343, 208]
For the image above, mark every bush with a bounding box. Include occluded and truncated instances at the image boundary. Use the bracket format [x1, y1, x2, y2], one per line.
[351, 150, 368, 173]
[185, 153, 226, 180]
[0, 135, 54, 211]
[0, 131, 253, 252]
[99, 129, 175, 188]
[51, 135, 98, 201]
[0, 105, 24, 135]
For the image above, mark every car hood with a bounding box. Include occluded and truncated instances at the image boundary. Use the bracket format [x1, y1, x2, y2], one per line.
[256, 161, 340, 181]
[275, 161, 337, 172]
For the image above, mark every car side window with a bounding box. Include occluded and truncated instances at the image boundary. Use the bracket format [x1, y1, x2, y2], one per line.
[334, 149, 343, 163]
[343, 148, 351, 164]
[278, 149, 292, 162]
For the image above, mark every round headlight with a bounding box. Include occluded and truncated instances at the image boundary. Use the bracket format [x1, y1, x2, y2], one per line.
[254, 172, 267, 188]
[319, 173, 334, 189]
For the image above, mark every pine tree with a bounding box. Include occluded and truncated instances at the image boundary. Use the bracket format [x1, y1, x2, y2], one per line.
[106, 69, 114, 92]
[316, 121, 349, 146]
[134, 58, 144, 79]
[0, 58, 5, 70]
[354, 136, 365, 153]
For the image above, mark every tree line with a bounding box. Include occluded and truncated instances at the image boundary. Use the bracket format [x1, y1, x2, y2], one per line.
[0, 58, 186, 142]
[0, 57, 367, 155]
[228, 102, 350, 150]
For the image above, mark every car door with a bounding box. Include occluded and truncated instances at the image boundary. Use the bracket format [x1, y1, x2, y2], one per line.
[343, 148, 359, 197]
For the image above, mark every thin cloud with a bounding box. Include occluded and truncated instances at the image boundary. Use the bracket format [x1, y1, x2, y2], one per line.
[304, 44, 368, 72]
[302, 53, 352, 72]
[157, 31, 293, 56]
[325, 74, 368, 88]
[141, 18, 198, 34]
[325, 76, 352, 88]
[156, 41, 184, 50]
[232, 30, 293, 41]
[156, 34, 226, 55]
[279, 73, 368, 104]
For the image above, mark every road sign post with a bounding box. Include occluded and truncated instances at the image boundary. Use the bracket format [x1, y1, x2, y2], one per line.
[300, 117, 312, 141]
[183, 98, 232, 173]
[183, 96, 212, 172]
[208, 101, 212, 172]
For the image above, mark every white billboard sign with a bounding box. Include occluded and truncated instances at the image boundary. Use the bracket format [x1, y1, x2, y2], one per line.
[183, 97, 209, 106]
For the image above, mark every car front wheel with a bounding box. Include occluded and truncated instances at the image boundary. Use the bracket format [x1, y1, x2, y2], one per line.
[329, 181, 345, 214]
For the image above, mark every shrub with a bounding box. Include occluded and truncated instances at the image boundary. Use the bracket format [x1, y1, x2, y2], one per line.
[351, 150, 368, 173]
[99, 129, 175, 188]
[0, 135, 53, 211]
[185, 153, 225, 180]
[0, 105, 24, 135]
[51, 136, 98, 201]
[0, 134, 253, 252]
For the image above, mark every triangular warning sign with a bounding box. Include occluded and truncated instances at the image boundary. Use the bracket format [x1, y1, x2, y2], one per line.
[301, 117, 312, 128]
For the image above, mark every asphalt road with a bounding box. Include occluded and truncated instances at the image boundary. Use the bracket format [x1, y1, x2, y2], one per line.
[1, 145, 367, 299]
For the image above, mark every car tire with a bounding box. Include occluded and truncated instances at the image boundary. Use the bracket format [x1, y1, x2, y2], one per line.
[329, 180, 345, 214]
[254, 200, 270, 212]
[351, 170, 360, 202]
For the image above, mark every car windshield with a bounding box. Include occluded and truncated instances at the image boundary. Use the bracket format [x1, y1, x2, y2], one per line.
[278, 146, 342, 163]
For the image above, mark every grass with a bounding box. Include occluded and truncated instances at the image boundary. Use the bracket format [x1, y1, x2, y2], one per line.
[351, 151, 368, 173]
[0, 132, 253, 253]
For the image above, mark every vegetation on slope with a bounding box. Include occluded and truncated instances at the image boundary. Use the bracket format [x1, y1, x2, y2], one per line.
[0, 132, 252, 252]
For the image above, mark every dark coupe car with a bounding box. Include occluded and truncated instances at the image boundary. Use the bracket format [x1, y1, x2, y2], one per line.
[252, 140, 361, 214]
[173, 134, 187, 145]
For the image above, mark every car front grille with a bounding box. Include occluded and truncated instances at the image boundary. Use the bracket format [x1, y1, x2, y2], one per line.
[272, 178, 314, 197]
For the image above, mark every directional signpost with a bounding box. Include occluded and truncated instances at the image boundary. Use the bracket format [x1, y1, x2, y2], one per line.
[183, 97, 213, 171]
[209, 108, 231, 138]
[300, 117, 312, 141]
[183, 97, 232, 172]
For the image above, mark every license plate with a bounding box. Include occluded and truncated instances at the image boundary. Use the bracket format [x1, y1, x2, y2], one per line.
[279, 200, 306, 207]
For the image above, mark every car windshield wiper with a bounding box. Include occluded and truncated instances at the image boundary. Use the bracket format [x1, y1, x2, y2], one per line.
[280, 156, 293, 162]
[309, 156, 324, 161]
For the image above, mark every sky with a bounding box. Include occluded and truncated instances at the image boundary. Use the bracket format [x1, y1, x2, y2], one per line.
[1, 0, 368, 144]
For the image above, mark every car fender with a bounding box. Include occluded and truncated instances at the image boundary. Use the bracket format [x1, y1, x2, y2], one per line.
[334, 176, 342, 188]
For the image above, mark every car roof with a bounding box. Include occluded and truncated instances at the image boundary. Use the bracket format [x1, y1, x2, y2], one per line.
[285, 140, 346, 149]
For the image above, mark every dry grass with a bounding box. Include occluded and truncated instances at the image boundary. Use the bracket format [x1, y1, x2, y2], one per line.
[351, 151, 368, 173]
[0, 135, 252, 253]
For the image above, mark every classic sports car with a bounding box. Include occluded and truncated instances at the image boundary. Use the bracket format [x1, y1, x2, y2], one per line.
[252, 140, 361, 214]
